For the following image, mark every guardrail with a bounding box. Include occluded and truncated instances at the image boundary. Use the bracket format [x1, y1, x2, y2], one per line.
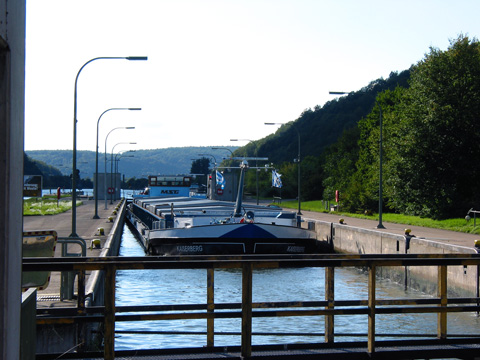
[24, 253, 480, 359]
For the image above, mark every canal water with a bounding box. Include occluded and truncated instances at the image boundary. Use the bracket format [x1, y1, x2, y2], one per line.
[115, 225, 480, 351]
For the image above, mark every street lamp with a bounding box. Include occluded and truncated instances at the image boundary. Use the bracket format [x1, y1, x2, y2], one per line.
[231, 139, 260, 205]
[329, 91, 385, 229]
[93, 107, 141, 219]
[111, 142, 136, 204]
[71, 55, 147, 237]
[104, 127, 135, 209]
[198, 153, 217, 167]
[115, 152, 135, 198]
[265, 123, 302, 214]
[211, 147, 234, 158]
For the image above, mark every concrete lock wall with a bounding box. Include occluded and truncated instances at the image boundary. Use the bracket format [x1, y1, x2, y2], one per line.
[35, 201, 127, 354]
[311, 220, 478, 297]
[82, 201, 126, 351]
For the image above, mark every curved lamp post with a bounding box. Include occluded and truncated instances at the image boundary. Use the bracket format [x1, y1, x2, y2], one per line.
[114, 151, 135, 199]
[329, 91, 385, 229]
[198, 153, 217, 168]
[71, 55, 147, 237]
[104, 127, 135, 209]
[265, 123, 302, 214]
[110, 142, 136, 204]
[93, 107, 141, 219]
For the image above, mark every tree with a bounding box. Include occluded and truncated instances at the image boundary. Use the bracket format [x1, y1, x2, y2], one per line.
[322, 126, 362, 210]
[390, 35, 480, 218]
[190, 157, 211, 185]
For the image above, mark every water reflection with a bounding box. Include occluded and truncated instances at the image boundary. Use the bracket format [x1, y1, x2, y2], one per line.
[115, 225, 480, 350]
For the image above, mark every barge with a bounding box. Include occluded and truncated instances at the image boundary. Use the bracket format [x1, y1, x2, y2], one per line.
[125, 161, 318, 255]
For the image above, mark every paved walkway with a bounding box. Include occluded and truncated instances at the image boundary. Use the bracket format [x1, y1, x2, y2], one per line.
[23, 198, 123, 306]
[299, 209, 480, 250]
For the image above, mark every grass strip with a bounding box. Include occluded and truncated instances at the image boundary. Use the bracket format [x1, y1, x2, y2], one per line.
[279, 200, 480, 235]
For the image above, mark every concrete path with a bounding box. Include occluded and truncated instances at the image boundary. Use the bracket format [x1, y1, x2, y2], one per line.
[299, 209, 480, 250]
[23, 198, 123, 306]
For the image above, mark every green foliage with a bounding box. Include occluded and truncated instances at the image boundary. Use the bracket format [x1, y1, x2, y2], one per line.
[317, 35, 480, 220]
[123, 177, 148, 190]
[23, 198, 82, 216]
[301, 156, 325, 200]
[190, 157, 211, 175]
[389, 35, 480, 219]
[190, 157, 211, 185]
[280, 200, 480, 235]
[256, 69, 411, 205]
[322, 126, 361, 207]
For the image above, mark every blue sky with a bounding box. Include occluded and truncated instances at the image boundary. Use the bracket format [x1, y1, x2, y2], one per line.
[24, 0, 480, 152]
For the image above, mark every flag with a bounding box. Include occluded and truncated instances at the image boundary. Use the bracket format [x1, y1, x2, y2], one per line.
[216, 171, 225, 189]
[272, 170, 282, 188]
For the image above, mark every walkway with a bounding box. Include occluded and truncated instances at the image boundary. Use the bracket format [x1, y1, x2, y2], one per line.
[23, 198, 122, 305]
[299, 209, 480, 250]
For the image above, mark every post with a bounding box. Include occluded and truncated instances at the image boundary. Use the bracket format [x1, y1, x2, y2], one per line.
[377, 102, 385, 229]
[110, 151, 114, 204]
[241, 262, 253, 358]
[296, 127, 302, 215]
[325, 266, 335, 343]
[94, 108, 140, 219]
[207, 268, 215, 347]
[104, 131, 135, 209]
[104, 265, 116, 360]
[368, 264, 376, 354]
[437, 265, 447, 339]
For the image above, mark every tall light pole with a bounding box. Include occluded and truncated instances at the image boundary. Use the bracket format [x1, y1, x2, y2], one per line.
[71, 55, 147, 237]
[376, 102, 385, 228]
[265, 123, 302, 214]
[111, 142, 136, 204]
[115, 152, 135, 198]
[93, 107, 141, 219]
[104, 127, 135, 209]
[231, 138, 260, 205]
[329, 91, 385, 228]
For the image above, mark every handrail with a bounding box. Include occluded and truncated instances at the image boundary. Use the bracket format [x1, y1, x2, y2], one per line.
[24, 254, 480, 359]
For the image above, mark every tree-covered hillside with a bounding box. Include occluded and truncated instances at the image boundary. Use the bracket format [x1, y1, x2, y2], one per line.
[243, 70, 411, 164]
[26, 147, 237, 180]
[244, 34, 479, 220]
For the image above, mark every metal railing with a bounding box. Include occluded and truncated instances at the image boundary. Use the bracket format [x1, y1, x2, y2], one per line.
[23, 253, 480, 359]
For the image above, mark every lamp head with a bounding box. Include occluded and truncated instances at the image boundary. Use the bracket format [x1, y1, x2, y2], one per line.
[126, 56, 148, 61]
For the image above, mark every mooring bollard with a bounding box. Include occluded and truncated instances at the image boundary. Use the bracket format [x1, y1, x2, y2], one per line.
[91, 239, 101, 249]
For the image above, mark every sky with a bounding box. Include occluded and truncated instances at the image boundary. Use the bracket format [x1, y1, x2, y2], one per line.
[25, 0, 480, 153]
